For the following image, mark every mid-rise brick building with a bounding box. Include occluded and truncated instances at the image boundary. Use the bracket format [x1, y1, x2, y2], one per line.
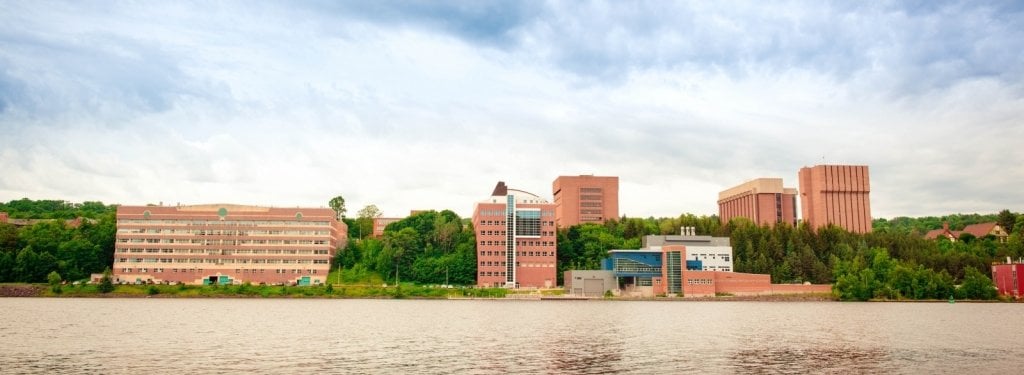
[114, 204, 347, 285]
[718, 178, 798, 227]
[798, 165, 872, 233]
[552, 175, 619, 227]
[473, 182, 557, 288]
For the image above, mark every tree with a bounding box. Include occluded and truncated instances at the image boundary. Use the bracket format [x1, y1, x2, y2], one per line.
[357, 204, 383, 219]
[47, 271, 62, 293]
[328, 196, 347, 220]
[354, 204, 382, 239]
[98, 267, 114, 293]
[0, 251, 14, 282]
[0, 222, 18, 253]
[956, 267, 997, 300]
[997, 210, 1017, 235]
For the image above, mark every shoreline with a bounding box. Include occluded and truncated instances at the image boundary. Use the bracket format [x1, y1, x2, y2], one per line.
[1, 284, 1013, 302]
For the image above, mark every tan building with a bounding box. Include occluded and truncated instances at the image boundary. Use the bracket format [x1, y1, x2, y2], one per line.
[113, 204, 347, 285]
[718, 178, 797, 227]
[474, 182, 557, 288]
[552, 175, 619, 227]
[798, 165, 872, 233]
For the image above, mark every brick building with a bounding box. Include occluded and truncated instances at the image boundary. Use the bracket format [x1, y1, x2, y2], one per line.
[798, 165, 873, 233]
[473, 182, 557, 288]
[113, 204, 347, 285]
[604, 245, 829, 297]
[552, 175, 619, 227]
[718, 178, 798, 227]
[992, 261, 1024, 298]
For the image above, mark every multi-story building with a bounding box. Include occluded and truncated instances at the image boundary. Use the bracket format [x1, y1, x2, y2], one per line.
[113, 204, 347, 286]
[642, 229, 733, 272]
[552, 175, 619, 227]
[604, 245, 831, 298]
[798, 164, 872, 233]
[718, 178, 798, 227]
[473, 182, 557, 288]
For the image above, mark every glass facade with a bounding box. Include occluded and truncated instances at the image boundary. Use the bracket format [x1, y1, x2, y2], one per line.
[613, 258, 662, 275]
[666, 251, 682, 294]
[515, 210, 541, 237]
[505, 195, 516, 285]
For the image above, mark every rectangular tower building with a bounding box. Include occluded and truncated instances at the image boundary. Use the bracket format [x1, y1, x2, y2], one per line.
[552, 175, 619, 227]
[718, 178, 798, 227]
[798, 165, 872, 233]
[114, 204, 347, 285]
[473, 182, 558, 288]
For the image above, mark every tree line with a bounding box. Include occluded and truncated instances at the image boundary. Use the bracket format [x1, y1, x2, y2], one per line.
[0, 199, 117, 283]
[555, 211, 1019, 300]
[336, 209, 477, 285]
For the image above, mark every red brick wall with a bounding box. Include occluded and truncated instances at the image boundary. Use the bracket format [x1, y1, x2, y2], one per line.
[992, 264, 1024, 298]
[799, 165, 872, 233]
[552, 175, 619, 227]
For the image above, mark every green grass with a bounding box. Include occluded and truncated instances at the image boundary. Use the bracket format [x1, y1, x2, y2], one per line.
[34, 281, 512, 299]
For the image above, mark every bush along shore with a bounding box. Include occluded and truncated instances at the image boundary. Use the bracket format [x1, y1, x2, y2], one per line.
[0, 282, 512, 299]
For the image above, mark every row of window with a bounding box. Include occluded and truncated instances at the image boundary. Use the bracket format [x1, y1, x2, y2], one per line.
[479, 271, 507, 277]
[119, 239, 327, 245]
[477, 220, 556, 227]
[119, 220, 330, 226]
[479, 251, 555, 257]
[120, 268, 319, 274]
[694, 253, 732, 262]
[116, 248, 328, 255]
[476, 210, 556, 218]
[116, 258, 330, 264]
[687, 278, 713, 285]
[478, 262, 555, 268]
[118, 229, 330, 236]
[478, 240, 555, 247]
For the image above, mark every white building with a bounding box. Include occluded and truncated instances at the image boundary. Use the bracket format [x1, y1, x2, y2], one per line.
[642, 227, 733, 272]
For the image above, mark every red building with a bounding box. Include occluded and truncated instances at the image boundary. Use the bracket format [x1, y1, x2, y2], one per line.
[992, 262, 1024, 298]
[473, 182, 557, 288]
[718, 178, 798, 227]
[114, 204, 347, 285]
[552, 175, 619, 227]
[798, 164, 872, 233]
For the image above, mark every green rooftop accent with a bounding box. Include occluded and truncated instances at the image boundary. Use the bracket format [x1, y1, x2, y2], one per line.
[218, 207, 228, 218]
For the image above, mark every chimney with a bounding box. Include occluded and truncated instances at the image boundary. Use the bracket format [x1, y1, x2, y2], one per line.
[943, 222, 949, 231]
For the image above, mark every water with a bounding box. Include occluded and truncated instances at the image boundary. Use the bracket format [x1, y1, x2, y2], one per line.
[1, 298, 1022, 374]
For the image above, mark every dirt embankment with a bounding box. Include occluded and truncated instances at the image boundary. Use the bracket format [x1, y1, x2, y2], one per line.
[0, 284, 44, 297]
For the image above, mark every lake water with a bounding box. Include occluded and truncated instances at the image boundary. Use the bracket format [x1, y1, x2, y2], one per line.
[1, 298, 1022, 374]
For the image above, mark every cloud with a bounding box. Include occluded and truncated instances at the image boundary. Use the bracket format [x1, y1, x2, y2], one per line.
[0, 1, 1022, 220]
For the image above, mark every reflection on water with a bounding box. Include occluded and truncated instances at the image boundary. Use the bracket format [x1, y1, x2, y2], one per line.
[1, 299, 1023, 374]
[731, 346, 888, 374]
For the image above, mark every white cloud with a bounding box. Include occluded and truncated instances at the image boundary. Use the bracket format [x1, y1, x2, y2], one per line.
[0, 1, 1022, 220]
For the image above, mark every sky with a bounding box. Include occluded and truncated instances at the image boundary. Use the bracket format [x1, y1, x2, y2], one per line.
[1, 1, 1022, 220]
